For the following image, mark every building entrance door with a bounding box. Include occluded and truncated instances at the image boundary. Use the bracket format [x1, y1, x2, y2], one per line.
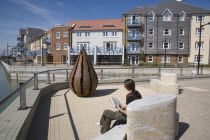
[62, 55, 67, 64]
[129, 55, 139, 65]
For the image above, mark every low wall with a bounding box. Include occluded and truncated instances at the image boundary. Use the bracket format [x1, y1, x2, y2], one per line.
[0, 81, 69, 140]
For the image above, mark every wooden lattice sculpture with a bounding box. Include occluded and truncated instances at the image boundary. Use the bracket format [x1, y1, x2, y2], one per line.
[69, 48, 98, 97]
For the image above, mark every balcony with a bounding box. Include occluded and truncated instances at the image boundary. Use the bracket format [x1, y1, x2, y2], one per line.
[127, 19, 141, 26]
[42, 37, 51, 44]
[36, 48, 49, 55]
[127, 34, 141, 40]
[126, 47, 141, 54]
[70, 47, 94, 55]
[97, 46, 123, 55]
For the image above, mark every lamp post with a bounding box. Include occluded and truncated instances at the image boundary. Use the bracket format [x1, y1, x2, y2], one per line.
[197, 19, 210, 74]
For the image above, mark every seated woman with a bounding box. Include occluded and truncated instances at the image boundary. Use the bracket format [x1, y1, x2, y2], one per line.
[99, 79, 142, 134]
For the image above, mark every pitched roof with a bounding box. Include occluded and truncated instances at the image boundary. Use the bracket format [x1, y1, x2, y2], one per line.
[26, 28, 45, 36]
[19, 29, 26, 35]
[123, 1, 210, 16]
[67, 19, 123, 31]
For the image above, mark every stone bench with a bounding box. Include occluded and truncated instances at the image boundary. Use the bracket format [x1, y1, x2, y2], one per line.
[150, 73, 180, 95]
[92, 94, 177, 140]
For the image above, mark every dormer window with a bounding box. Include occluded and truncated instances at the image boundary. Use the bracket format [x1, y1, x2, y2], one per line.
[162, 9, 173, 21]
[148, 11, 155, 21]
[179, 11, 186, 21]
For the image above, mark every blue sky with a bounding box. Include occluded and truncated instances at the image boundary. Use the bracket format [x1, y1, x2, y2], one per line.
[0, 0, 210, 55]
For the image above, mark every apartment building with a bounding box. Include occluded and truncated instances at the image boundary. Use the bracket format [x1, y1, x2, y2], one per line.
[45, 24, 72, 64]
[67, 19, 124, 65]
[188, 15, 210, 64]
[122, 0, 210, 64]
[16, 28, 44, 61]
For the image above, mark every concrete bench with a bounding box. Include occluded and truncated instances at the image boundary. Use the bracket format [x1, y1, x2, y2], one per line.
[92, 94, 177, 140]
[150, 73, 180, 95]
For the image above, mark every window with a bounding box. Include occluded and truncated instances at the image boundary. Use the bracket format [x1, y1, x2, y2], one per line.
[148, 12, 155, 21]
[85, 32, 90, 37]
[195, 42, 204, 50]
[128, 29, 141, 39]
[127, 15, 141, 25]
[194, 55, 203, 63]
[63, 32, 68, 37]
[179, 43, 184, 49]
[162, 43, 170, 49]
[56, 43, 60, 50]
[149, 29, 154, 35]
[64, 43, 68, 50]
[77, 32, 81, 37]
[103, 31, 108, 37]
[112, 31, 117, 36]
[196, 28, 204, 36]
[180, 29, 184, 35]
[196, 16, 205, 22]
[161, 56, 170, 63]
[56, 32, 60, 39]
[163, 15, 172, 21]
[163, 29, 171, 35]
[148, 56, 153, 62]
[179, 15, 185, 21]
[178, 56, 183, 63]
[149, 42, 153, 48]
[128, 42, 140, 52]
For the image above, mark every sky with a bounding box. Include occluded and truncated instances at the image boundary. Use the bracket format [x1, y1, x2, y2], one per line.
[0, 0, 210, 55]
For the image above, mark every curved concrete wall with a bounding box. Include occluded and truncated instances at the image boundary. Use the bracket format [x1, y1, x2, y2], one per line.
[127, 94, 177, 140]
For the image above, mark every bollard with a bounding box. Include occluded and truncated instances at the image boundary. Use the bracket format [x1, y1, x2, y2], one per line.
[53, 73, 55, 81]
[101, 69, 103, 79]
[132, 68, 134, 78]
[158, 67, 161, 77]
[201, 65, 203, 75]
[66, 70, 69, 81]
[180, 67, 183, 76]
[47, 72, 50, 84]
[34, 74, 38, 90]
[19, 88, 27, 110]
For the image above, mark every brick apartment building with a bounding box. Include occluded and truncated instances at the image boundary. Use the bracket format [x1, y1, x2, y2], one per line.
[45, 24, 72, 64]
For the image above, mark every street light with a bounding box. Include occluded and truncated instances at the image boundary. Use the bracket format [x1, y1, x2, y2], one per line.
[197, 19, 210, 74]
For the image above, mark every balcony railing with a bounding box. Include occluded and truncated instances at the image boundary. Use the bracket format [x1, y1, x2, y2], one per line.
[126, 47, 140, 54]
[37, 48, 48, 55]
[27, 51, 37, 57]
[97, 47, 123, 55]
[70, 47, 95, 55]
[127, 19, 141, 26]
[127, 34, 141, 40]
[42, 37, 51, 44]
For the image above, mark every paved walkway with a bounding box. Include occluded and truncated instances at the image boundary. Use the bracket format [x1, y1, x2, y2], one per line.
[26, 79, 210, 140]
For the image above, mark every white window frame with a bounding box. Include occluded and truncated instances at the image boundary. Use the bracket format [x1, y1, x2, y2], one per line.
[103, 31, 108, 37]
[196, 28, 204, 36]
[161, 55, 170, 63]
[48, 34, 51, 42]
[178, 56, 183, 63]
[56, 32, 60, 39]
[179, 43, 184, 49]
[195, 42, 204, 50]
[56, 43, 60, 50]
[149, 29, 154, 35]
[179, 11, 186, 21]
[196, 16, 205, 22]
[148, 55, 153, 62]
[163, 15, 172, 21]
[148, 11, 155, 21]
[162, 43, 170, 49]
[180, 29, 184, 35]
[63, 43, 68, 50]
[77, 32, 82, 37]
[112, 31, 117, 37]
[128, 42, 140, 52]
[163, 29, 171, 35]
[149, 42, 153, 48]
[63, 32, 68, 37]
[85, 32, 90, 37]
[194, 55, 203, 63]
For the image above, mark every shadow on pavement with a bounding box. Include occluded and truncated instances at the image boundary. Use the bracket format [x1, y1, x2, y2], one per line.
[176, 122, 190, 140]
[87, 89, 118, 98]
[179, 89, 184, 94]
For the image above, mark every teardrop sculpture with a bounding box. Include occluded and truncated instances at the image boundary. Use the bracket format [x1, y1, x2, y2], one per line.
[69, 48, 98, 97]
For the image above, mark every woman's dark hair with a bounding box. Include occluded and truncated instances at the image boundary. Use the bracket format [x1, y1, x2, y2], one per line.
[124, 79, 135, 97]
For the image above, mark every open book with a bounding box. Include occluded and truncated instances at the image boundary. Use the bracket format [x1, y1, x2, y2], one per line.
[109, 97, 122, 109]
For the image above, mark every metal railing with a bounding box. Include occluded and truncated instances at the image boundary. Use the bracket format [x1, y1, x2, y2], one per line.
[0, 65, 205, 113]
